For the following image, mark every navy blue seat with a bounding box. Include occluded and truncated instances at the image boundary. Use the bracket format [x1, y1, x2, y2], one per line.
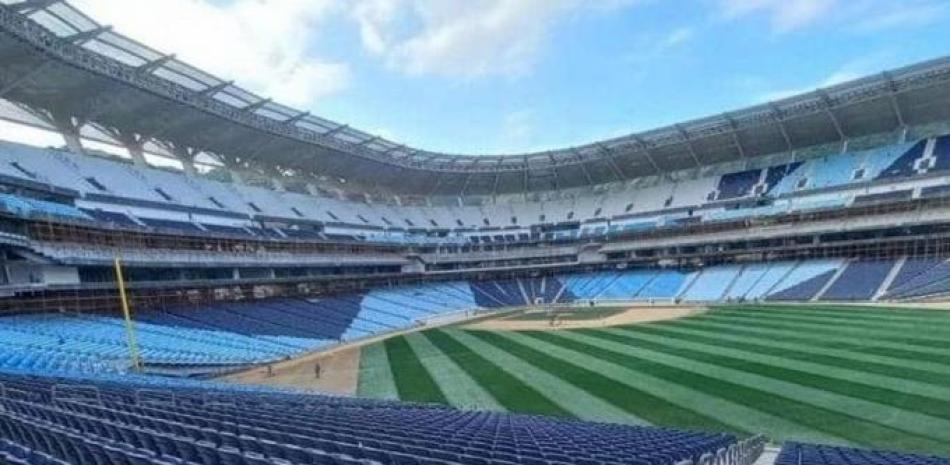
[776, 442, 950, 465]
[0, 370, 741, 465]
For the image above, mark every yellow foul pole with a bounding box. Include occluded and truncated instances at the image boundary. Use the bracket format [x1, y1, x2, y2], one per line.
[114, 256, 142, 371]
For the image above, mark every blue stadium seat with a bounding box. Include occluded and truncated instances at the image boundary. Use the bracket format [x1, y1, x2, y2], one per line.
[680, 266, 742, 302]
[821, 259, 895, 300]
[776, 442, 950, 465]
[0, 370, 740, 465]
[715, 169, 761, 200]
[766, 260, 842, 301]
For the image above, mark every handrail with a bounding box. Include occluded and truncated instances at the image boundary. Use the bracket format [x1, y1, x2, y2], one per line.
[51, 383, 101, 404]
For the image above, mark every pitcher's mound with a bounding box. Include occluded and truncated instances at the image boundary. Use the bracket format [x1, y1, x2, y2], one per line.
[463, 305, 705, 331]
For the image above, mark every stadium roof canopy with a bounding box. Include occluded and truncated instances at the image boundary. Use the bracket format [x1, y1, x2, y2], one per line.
[1, 0, 950, 196]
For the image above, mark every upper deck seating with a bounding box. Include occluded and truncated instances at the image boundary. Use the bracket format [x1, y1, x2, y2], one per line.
[715, 169, 761, 200]
[878, 140, 928, 180]
[0, 194, 90, 221]
[0, 136, 940, 243]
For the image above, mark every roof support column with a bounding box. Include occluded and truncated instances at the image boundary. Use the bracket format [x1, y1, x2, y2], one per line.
[111, 131, 148, 167]
[165, 143, 199, 176]
[459, 173, 473, 197]
[769, 103, 793, 153]
[229, 168, 245, 185]
[723, 113, 747, 160]
[817, 90, 846, 143]
[50, 113, 84, 155]
[522, 157, 530, 198]
[127, 143, 147, 167]
[215, 155, 246, 185]
[882, 72, 908, 142]
[570, 149, 594, 187]
[633, 137, 661, 175]
[675, 124, 702, 168]
[596, 143, 627, 181]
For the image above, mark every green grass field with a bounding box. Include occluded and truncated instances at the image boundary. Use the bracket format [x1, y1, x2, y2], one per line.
[355, 305, 950, 456]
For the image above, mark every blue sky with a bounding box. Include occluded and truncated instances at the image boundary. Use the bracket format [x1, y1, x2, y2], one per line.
[67, 0, 950, 155]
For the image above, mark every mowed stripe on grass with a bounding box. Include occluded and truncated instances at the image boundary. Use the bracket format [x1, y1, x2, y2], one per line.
[383, 336, 447, 405]
[402, 333, 504, 411]
[724, 304, 950, 323]
[355, 305, 950, 456]
[423, 330, 571, 418]
[553, 329, 950, 454]
[594, 325, 950, 437]
[697, 312, 950, 359]
[669, 318, 950, 378]
[489, 331, 823, 440]
[619, 325, 950, 410]
[356, 342, 398, 399]
[710, 308, 950, 346]
[436, 329, 639, 424]
[464, 329, 737, 433]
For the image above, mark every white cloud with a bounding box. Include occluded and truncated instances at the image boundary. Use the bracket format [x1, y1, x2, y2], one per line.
[720, 0, 837, 32]
[350, 0, 638, 77]
[623, 26, 695, 70]
[719, 0, 948, 34]
[662, 27, 695, 48]
[71, 0, 351, 107]
[848, 1, 949, 32]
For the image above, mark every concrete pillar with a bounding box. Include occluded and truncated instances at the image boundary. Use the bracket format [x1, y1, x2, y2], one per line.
[229, 169, 244, 185]
[170, 146, 198, 176]
[126, 142, 147, 167]
[51, 114, 85, 155]
[61, 131, 84, 155]
[181, 159, 197, 176]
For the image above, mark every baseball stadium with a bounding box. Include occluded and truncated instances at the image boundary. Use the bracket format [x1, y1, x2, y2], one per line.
[0, 1, 948, 465]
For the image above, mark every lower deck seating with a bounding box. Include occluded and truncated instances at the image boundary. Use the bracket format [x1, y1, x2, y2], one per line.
[884, 258, 950, 299]
[0, 313, 306, 369]
[560, 272, 622, 299]
[470, 280, 527, 307]
[776, 442, 950, 465]
[821, 259, 895, 300]
[561, 270, 686, 301]
[1, 257, 945, 374]
[680, 266, 742, 301]
[889, 258, 943, 290]
[0, 370, 740, 465]
[724, 264, 769, 301]
[766, 260, 842, 301]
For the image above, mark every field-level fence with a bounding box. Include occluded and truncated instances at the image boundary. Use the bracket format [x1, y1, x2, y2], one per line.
[679, 435, 766, 465]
